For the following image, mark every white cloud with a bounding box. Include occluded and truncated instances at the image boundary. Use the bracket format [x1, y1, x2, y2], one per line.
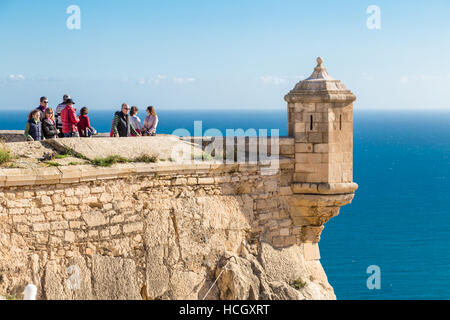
[137, 74, 166, 86]
[152, 74, 166, 85]
[259, 75, 304, 86]
[400, 74, 450, 84]
[260, 75, 287, 85]
[8, 74, 25, 81]
[173, 77, 196, 85]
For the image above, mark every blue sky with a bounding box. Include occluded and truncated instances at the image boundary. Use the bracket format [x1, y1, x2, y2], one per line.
[0, 0, 450, 110]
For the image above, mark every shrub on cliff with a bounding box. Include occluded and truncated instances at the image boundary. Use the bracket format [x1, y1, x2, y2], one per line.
[0, 142, 11, 164]
[134, 154, 158, 163]
[291, 277, 307, 290]
[91, 155, 129, 167]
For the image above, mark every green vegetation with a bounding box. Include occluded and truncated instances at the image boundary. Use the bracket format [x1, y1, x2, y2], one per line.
[46, 161, 61, 167]
[91, 155, 130, 167]
[134, 154, 158, 163]
[54, 154, 69, 159]
[0, 143, 11, 165]
[291, 277, 306, 290]
[69, 162, 81, 166]
[61, 148, 87, 160]
[193, 152, 213, 161]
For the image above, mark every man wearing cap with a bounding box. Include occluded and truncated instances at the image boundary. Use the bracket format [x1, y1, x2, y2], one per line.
[56, 94, 70, 138]
[60, 99, 80, 138]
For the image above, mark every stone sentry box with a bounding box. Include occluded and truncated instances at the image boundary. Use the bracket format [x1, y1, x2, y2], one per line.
[285, 57, 356, 185]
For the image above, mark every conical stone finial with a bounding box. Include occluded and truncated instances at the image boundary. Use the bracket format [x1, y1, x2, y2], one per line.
[284, 57, 356, 103]
[317, 57, 323, 66]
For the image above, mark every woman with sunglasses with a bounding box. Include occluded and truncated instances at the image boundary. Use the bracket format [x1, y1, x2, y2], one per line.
[42, 108, 58, 139]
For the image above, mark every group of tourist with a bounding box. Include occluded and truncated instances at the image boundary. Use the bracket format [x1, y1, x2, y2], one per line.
[24, 95, 159, 142]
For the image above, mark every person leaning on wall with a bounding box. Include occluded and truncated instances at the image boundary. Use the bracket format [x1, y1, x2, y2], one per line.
[112, 103, 140, 137]
[42, 108, 58, 139]
[24, 109, 43, 142]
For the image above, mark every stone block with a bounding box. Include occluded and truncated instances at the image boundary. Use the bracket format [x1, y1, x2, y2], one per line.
[292, 183, 318, 194]
[314, 144, 329, 153]
[308, 133, 323, 143]
[295, 123, 306, 133]
[198, 177, 215, 185]
[91, 255, 141, 300]
[295, 133, 308, 142]
[35, 167, 61, 185]
[33, 223, 50, 232]
[280, 145, 295, 156]
[134, 163, 157, 175]
[51, 221, 69, 231]
[63, 211, 81, 220]
[303, 243, 321, 261]
[279, 186, 293, 196]
[272, 236, 285, 247]
[123, 222, 144, 234]
[295, 153, 308, 164]
[4, 169, 37, 186]
[82, 212, 107, 227]
[64, 231, 76, 242]
[295, 143, 313, 153]
[302, 226, 324, 243]
[283, 236, 297, 246]
[214, 176, 231, 184]
[90, 186, 106, 194]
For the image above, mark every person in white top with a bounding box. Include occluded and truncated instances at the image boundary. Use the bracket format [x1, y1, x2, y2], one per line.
[129, 106, 142, 136]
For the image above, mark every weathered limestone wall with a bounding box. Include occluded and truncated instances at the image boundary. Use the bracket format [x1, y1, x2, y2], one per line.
[0, 155, 351, 300]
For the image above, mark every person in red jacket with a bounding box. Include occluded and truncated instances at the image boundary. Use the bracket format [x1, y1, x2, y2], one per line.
[77, 107, 96, 137]
[60, 99, 80, 138]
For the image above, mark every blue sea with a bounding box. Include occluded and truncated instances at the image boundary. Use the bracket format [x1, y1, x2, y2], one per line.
[1, 109, 449, 300]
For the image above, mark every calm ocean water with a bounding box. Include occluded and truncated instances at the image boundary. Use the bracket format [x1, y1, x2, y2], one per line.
[1, 109, 449, 300]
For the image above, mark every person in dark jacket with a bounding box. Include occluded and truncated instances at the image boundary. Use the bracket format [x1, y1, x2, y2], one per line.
[112, 103, 140, 137]
[42, 108, 58, 139]
[24, 110, 42, 141]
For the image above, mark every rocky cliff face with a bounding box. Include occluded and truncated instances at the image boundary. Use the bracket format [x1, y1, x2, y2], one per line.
[0, 161, 341, 300]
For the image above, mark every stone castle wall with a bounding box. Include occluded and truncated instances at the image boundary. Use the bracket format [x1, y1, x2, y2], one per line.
[0, 142, 349, 300]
